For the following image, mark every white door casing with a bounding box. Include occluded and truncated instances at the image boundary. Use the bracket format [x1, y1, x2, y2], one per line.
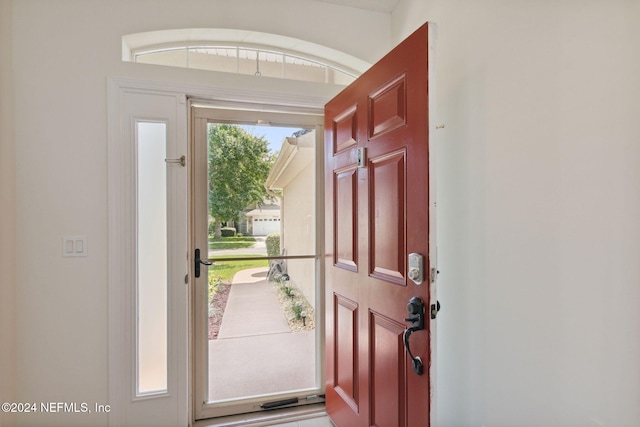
[107, 82, 189, 427]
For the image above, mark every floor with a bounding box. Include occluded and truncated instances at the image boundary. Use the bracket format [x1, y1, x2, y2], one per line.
[268, 416, 334, 427]
[194, 410, 334, 427]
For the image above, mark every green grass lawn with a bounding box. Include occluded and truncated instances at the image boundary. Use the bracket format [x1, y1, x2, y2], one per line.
[209, 254, 268, 283]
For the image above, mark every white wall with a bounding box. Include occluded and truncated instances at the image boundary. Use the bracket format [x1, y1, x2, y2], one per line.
[392, 1, 640, 426]
[0, 0, 16, 425]
[8, 1, 390, 426]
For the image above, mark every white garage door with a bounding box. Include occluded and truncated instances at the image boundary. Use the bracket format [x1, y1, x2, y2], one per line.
[252, 217, 280, 236]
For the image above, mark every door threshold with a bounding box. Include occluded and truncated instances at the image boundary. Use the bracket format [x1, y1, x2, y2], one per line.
[193, 403, 328, 427]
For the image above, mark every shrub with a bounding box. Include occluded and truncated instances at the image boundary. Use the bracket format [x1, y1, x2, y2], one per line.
[292, 301, 303, 320]
[220, 227, 236, 237]
[265, 233, 280, 257]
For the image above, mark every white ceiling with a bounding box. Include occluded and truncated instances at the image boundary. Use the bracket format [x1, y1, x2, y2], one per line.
[313, 0, 400, 14]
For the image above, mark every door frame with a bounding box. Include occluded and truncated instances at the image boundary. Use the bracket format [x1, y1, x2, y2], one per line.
[427, 22, 438, 427]
[190, 104, 326, 420]
[108, 76, 341, 426]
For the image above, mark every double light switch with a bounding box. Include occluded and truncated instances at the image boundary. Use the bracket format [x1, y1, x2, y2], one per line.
[63, 236, 87, 257]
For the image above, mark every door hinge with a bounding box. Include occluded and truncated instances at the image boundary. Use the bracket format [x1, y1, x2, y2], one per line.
[184, 274, 189, 285]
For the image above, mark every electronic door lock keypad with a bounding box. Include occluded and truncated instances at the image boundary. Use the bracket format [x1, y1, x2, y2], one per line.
[408, 253, 424, 285]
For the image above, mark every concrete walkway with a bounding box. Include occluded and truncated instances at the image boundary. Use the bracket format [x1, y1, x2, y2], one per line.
[209, 267, 316, 401]
[217, 267, 290, 338]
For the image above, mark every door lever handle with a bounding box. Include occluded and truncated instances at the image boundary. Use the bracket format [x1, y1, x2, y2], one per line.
[194, 248, 212, 278]
[404, 296, 425, 375]
[404, 327, 424, 375]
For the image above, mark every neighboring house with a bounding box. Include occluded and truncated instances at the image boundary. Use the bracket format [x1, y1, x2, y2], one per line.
[265, 130, 316, 308]
[243, 203, 281, 236]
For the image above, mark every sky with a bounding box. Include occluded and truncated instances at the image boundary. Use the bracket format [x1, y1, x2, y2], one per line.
[240, 124, 307, 153]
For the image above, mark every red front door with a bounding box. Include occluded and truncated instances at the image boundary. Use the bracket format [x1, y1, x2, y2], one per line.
[325, 23, 432, 427]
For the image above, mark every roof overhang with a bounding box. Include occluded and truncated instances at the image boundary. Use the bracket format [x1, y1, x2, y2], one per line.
[265, 130, 315, 189]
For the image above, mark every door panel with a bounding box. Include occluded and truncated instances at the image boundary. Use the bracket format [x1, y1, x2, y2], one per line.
[369, 149, 406, 284]
[334, 167, 358, 270]
[334, 295, 359, 410]
[325, 23, 432, 427]
[368, 74, 407, 139]
[332, 105, 358, 153]
[369, 311, 406, 427]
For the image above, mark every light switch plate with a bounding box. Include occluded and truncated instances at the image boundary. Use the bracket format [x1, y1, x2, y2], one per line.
[62, 236, 87, 257]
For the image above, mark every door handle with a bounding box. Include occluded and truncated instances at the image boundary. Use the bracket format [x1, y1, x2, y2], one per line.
[404, 296, 425, 375]
[194, 248, 212, 278]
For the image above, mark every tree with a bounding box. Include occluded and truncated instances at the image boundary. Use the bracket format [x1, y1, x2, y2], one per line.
[208, 124, 275, 230]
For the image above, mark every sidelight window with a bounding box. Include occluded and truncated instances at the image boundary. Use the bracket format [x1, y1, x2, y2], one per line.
[136, 121, 169, 396]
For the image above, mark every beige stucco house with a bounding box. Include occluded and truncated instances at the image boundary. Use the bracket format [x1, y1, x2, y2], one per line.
[265, 130, 316, 308]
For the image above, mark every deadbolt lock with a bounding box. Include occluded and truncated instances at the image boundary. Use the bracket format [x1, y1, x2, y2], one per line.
[408, 253, 424, 285]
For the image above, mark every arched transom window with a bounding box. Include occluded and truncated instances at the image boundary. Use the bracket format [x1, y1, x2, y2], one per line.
[123, 29, 369, 85]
